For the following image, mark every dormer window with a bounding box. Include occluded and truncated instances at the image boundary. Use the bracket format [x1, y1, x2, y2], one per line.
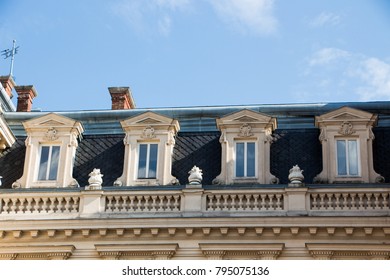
[114, 111, 180, 187]
[12, 113, 83, 189]
[235, 141, 256, 178]
[315, 107, 383, 184]
[138, 143, 158, 179]
[213, 109, 278, 185]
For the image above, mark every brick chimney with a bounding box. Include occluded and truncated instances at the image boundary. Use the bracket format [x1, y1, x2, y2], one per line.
[0, 75, 16, 98]
[108, 87, 136, 110]
[14, 85, 38, 112]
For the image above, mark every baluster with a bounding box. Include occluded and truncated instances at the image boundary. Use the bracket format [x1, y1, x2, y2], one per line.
[113, 196, 121, 212]
[311, 194, 318, 210]
[129, 196, 135, 211]
[63, 197, 71, 213]
[319, 194, 326, 210]
[33, 198, 41, 213]
[25, 197, 33, 213]
[237, 195, 244, 211]
[341, 193, 349, 210]
[136, 196, 143, 212]
[121, 196, 128, 212]
[253, 194, 260, 210]
[162, 195, 168, 212]
[384, 193, 389, 209]
[366, 193, 374, 210]
[72, 197, 79, 212]
[374, 193, 380, 210]
[173, 195, 180, 211]
[106, 196, 113, 212]
[2, 198, 10, 213]
[49, 197, 56, 213]
[10, 198, 18, 214]
[42, 197, 49, 213]
[260, 194, 267, 210]
[151, 195, 157, 211]
[245, 194, 253, 210]
[230, 195, 238, 210]
[357, 193, 364, 210]
[333, 193, 340, 210]
[57, 197, 64, 213]
[221, 195, 228, 210]
[214, 195, 222, 211]
[276, 194, 282, 210]
[144, 195, 151, 211]
[350, 193, 357, 210]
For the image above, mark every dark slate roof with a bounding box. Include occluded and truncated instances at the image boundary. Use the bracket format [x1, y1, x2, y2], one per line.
[0, 138, 26, 189]
[271, 129, 322, 184]
[73, 134, 125, 187]
[172, 132, 221, 185]
[373, 127, 390, 183]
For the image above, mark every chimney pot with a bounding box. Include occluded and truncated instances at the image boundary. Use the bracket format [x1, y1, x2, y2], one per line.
[14, 85, 38, 112]
[108, 87, 136, 110]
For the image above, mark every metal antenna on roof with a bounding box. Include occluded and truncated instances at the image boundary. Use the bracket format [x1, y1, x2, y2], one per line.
[1, 39, 19, 77]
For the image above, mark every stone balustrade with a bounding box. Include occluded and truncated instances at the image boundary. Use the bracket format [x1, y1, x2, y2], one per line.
[0, 186, 389, 219]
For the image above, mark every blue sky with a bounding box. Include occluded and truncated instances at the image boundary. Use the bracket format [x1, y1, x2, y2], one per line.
[1, 0, 390, 111]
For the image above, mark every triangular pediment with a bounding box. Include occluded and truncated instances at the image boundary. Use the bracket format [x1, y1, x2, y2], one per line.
[23, 113, 83, 130]
[121, 111, 180, 132]
[217, 109, 277, 129]
[316, 107, 377, 125]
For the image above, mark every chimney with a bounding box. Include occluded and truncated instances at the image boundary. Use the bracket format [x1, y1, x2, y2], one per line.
[14, 85, 38, 112]
[108, 87, 136, 110]
[0, 75, 16, 98]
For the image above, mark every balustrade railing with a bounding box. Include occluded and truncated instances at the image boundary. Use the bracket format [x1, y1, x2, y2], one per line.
[104, 193, 181, 213]
[205, 192, 284, 212]
[0, 194, 80, 214]
[309, 190, 390, 211]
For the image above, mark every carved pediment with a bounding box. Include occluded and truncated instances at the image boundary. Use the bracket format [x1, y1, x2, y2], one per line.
[217, 109, 277, 130]
[23, 113, 84, 134]
[315, 107, 377, 127]
[120, 111, 180, 132]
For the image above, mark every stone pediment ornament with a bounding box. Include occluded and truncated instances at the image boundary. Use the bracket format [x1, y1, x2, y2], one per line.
[44, 127, 59, 141]
[238, 123, 253, 137]
[87, 168, 103, 190]
[338, 122, 355, 135]
[141, 126, 155, 139]
[188, 166, 203, 185]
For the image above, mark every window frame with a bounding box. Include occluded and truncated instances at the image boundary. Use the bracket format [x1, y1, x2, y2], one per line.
[335, 138, 361, 177]
[137, 143, 158, 179]
[234, 141, 257, 179]
[37, 145, 61, 181]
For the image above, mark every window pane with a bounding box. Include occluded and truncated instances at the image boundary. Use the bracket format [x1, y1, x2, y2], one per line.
[49, 146, 60, 180]
[138, 144, 147, 178]
[348, 140, 359, 175]
[246, 142, 255, 177]
[236, 143, 245, 177]
[148, 144, 158, 178]
[38, 146, 50, 180]
[337, 140, 347, 175]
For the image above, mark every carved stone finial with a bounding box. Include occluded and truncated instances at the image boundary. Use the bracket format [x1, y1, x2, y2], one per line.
[44, 127, 59, 141]
[141, 126, 155, 139]
[238, 123, 253, 137]
[188, 166, 203, 185]
[338, 122, 355, 135]
[87, 168, 103, 190]
[288, 165, 304, 186]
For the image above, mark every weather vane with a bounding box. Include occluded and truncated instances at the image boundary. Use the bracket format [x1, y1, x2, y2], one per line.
[1, 39, 19, 77]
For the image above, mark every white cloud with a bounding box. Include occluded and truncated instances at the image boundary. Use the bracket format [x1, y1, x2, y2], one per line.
[309, 12, 341, 28]
[208, 0, 278, 35]
[308, 48, 350, 66]
[302, 48, 390, 101]
[112, 0, 191, 36]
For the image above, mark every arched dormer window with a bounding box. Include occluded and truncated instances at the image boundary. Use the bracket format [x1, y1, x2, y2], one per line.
[12, 113, 84, 188]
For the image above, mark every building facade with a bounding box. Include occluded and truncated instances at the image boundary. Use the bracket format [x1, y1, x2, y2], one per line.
[1, 75, 390, 260]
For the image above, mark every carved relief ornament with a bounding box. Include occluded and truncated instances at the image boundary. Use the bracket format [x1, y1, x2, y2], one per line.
[338, 122, 355, 135]
[238, 123, 253, 137]
[44, 127, 59, 141]
[141, 126, 156, 139]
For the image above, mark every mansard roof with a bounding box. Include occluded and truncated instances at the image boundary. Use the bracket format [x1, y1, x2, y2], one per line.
[1, 101, 390, 189]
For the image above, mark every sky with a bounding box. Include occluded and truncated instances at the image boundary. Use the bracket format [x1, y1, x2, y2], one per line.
[0, 0, 390, 111]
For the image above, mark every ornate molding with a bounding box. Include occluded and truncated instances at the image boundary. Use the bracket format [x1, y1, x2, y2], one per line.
[238, 123, 253, 137]
[141, 126, 155, 139]
[44, 127, 59, 141]
[338, 121, 355, 135]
